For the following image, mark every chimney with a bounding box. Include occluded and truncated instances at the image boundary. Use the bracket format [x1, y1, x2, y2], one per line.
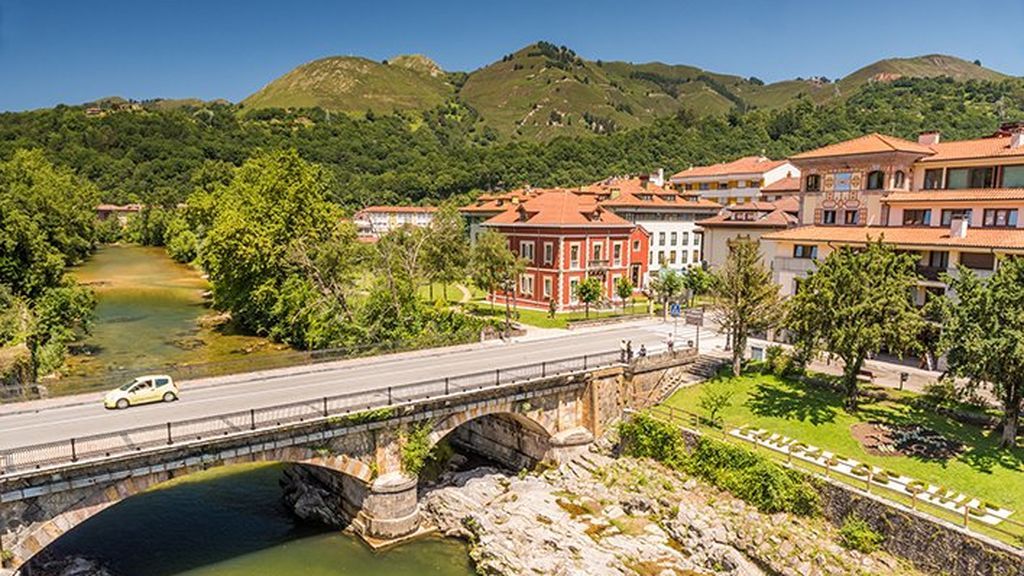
[651, 168, 665, 187]
[918, 131, 941, 146]
[1011, 129, 1024, 150]
[639, 175, 649, 190]
[950, 217, 968, 239]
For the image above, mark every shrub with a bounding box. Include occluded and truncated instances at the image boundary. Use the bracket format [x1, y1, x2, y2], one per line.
[838, 515, 884, 553]
[618, 413, 684, 466]
[400, 422, 434, 476]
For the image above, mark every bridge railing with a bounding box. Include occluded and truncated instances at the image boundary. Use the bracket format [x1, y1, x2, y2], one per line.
[0, 350, 622, 477]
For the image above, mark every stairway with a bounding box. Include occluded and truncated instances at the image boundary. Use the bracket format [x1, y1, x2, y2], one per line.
[682, 353, 730, 381]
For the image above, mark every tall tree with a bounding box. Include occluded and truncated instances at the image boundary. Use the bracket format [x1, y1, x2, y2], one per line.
[469, 229, 517, 313]
[648, 268, 685, 320]
[575, 276, 604, 319]
[942, 258, 1024, 448]
[711, 240, 781, 377]
[682, 266, 712, 306]
[422, 202, 470, 302]
[786, 241, 922, 408]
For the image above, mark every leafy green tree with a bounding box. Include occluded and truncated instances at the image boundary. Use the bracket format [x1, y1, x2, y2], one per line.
[422, 202, 470, 302]
[698, 382, 735, 427]
[941, 258, 1024, 448]
[648, 268, 685, 320]
[27, 281, 96, 376]
[711, 240, 781, 377]
[785, 241, 922, 408]
[682, 266, 712, 306]
[614, 276, 634, 312]
[574, 276, 603, 319]
[470, 229, 517, 313]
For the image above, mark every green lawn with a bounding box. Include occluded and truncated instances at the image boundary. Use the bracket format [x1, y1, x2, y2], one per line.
[465, 300, 655, 329]
[661, 373, 1024, 538]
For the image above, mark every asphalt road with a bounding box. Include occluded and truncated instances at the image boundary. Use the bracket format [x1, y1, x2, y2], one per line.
[0, 323, 698, 451]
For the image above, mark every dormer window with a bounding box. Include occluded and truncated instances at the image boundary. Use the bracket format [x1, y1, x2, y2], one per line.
[805, 174, 821, 192]
[866, 171, 886, 190]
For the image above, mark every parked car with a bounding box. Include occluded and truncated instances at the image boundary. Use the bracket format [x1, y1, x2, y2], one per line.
[104, 375, 178, 409]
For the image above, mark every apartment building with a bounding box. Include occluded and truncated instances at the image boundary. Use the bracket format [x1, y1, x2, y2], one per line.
[762, 125, 1024, 302]
[460, 188, 544, 243]
[670, 156, 799, 205]
[353, 206, 437, 239]
[481, 189, 649, 311]
[696, 197, 800, 269]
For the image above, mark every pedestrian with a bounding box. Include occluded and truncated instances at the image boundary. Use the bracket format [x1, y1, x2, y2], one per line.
[638, 344, 647, 358]
[666, 332, 674, 354]
[626, 340, 633, 361]
[620, 338, 628, 362]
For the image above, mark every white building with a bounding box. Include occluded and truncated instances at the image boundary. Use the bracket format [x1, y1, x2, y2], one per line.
[670, 156, 800, 205]
[353, 206, 437, 239]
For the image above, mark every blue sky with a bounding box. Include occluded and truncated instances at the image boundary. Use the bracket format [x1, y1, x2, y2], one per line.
[1, 0, 1022, 111]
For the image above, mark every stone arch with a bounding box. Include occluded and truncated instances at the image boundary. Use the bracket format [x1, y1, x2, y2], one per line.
[428, 403, 557, 471]
[9, 447, 374, 570]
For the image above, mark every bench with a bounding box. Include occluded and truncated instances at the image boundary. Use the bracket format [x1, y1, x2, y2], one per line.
[856, 368, 875, 383]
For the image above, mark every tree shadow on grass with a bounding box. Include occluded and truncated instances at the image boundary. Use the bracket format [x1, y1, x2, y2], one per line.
[745, 377, 840, 426]
[858, 399, 1024, 475]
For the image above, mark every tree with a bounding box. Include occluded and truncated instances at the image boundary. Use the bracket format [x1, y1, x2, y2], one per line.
[615, 276, 634, 312]
[422, 202, 470, 302]
[682, 266, 712, 306]
[711, 240, 781, 377]
[648, 269, 685, 320]
[574, 276, 604, 319]
[786, 241, 922, 408]
[698, 382, 735, 427]
[941, 258, 1024, 448]
[470, 229, 517, 313]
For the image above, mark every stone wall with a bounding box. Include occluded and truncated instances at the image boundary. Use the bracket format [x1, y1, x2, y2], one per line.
[449, 414, 550, 469]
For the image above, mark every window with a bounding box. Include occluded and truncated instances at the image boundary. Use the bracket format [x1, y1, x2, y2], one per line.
[669, 251, 677, 264]
[805, 174, 821, 191]
[520, 274, 534, 295]
[699, 182, 710, 191]
[983, 208, 1018, 227]
[893, 170, 906, 188]
[612, 242, 623, 266]
[923, 169, 944, 190]
[694, 234, 701, 246]
[543, 242, 554, 264]
[866, 170, 886, 190]
[569, 278, 580, 302]
[718, 182, 729, 190]
[681, 231, 690, 245]
[520, 241, 535, 261]
[670, 232, 678, 245]
[822, 210, 837, 224]
[902, 209, 932, 226]
[658, 232, 666, 246]
[793, 245, 818, 259]
[960, 252, 995, 270]
[940, 209, 972, 226]
[569, 244, 580, 269]
[658, 252, 666, 265]
[844, 210, 860, 225]
[1003, 165, 1024, 187]
[928, 251, 949, 269]
[649, 251, 654, 266]
[692, 250, 700, 264]
[543, 277, 552, 298]
[681, 250, 689, 264]
[947, 167, 995, 189]
[592, 243, 603, 260]
[632, 240, 640, 251]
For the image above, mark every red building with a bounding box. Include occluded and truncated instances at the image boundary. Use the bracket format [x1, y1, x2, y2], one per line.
[482, 190, 649, 311]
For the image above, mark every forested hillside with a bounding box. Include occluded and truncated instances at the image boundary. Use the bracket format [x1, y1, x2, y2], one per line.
[1, 76, 1022, 209]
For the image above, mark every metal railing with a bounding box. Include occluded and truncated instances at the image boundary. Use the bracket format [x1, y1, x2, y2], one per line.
[0, 350, 622, 478]
[644, 405, 1024, 549]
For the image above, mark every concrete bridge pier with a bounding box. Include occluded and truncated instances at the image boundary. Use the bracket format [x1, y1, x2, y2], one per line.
[356, 473, 420, 542]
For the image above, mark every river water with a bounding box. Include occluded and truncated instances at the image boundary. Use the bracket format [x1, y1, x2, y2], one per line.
[42, 463, 476, 576]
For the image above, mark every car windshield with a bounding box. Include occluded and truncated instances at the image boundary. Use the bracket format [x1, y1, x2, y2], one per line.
[119, 380, 139, 391]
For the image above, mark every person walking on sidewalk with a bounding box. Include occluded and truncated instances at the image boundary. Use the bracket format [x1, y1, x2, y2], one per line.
[620, 338, 628, 362]
[666, 332, 675, 354]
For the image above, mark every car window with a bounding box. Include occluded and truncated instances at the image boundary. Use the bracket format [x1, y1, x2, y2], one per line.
[120, 380, 137, 391]
[155, 378, 169, 386]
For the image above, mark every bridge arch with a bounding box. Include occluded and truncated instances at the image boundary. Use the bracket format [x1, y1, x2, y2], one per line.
[428, 402, 559, 470]
[9, 447, 374, 570]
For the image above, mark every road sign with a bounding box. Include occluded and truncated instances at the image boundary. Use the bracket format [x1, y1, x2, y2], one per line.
[685, 308, 704, 327]
[669, 302, 682, 318]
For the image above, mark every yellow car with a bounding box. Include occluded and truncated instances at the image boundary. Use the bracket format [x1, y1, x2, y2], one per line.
[104, 375, 179, 409]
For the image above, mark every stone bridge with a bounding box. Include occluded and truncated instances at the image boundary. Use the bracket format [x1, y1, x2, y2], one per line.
[0, 350, 695, 572]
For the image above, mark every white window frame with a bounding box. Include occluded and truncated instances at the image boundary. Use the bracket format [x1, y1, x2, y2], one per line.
[569, 243, 581, 269]
[543, 277, 552, 298]
[569, 278, 580, 303]
[520, 240, 535, 261]
[612, 242, 623, 266]
[543, 242, 554, 265]
[520, 273, 534, 295]
[592, 242, 603, 261]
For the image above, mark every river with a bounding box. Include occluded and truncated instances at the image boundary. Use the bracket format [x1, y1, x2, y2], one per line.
[41, 463, 476, 576]
[60, 245, 288, 394]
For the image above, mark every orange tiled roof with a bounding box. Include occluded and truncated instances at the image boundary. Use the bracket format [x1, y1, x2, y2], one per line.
[919, 136, 1024, 163]
[483, 189, 632, 227]
[460, 188, 546, 213]
[790, 133, 934, 160]
[763, 225, 1024, 250]
[761, 177, 800, 192]
[696, 207, 797, 229]
[671, 156, 787, 180]
[599, 189, 722, 210]
[771, 195, 801, 213]
[884, 188, 1024, 203]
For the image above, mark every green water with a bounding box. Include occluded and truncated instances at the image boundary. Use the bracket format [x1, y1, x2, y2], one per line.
[63, 245, 285, 391]
[43, 463, 476, 576]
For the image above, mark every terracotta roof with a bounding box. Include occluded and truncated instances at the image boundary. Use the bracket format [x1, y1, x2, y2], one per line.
[483, 189, 633, 228]
[670, 156, 787, 180]
[761, 177, 800, 192]
[790, 133, 934, 160]
[919, 136, 1024, 163]
[763, 225, 1024, 250]
[772, 195, 801, 213]
[884, 188, 1024, 203]
[580, 176, 674, 196]
[599, 189, 722, 210]
[696, 208, 797, 229]
[359, 205, 438, 214]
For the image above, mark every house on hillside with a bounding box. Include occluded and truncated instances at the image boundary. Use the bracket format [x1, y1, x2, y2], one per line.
[670, 156, 799, 205]
[696, 197, 800, 269]
[353, 205, 437, 240]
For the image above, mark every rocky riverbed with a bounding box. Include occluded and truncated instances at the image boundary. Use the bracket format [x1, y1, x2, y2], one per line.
[420, 451, 923, 576]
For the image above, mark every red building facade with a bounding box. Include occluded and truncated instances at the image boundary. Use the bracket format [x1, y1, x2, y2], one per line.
[482, 190, 649, 310]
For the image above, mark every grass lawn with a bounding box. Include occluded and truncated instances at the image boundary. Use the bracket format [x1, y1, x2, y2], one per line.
[465, 300, 655, 329]
[661, 372, 1024, 535]
[414, 282, 487, 303]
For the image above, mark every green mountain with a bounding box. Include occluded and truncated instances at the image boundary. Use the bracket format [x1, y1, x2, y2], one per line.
[239, 43, 1015, 139]
[242, 55, 453, 113]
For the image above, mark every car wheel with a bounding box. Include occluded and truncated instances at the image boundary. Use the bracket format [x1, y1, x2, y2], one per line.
[163, 392, 177, 403]
[116, 398, 130, 410]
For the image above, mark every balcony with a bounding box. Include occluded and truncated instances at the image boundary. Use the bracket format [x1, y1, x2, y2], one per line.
[916, 265, 947, 282]
[774, 257, 817, 273]
[587, 258, 610, 271]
